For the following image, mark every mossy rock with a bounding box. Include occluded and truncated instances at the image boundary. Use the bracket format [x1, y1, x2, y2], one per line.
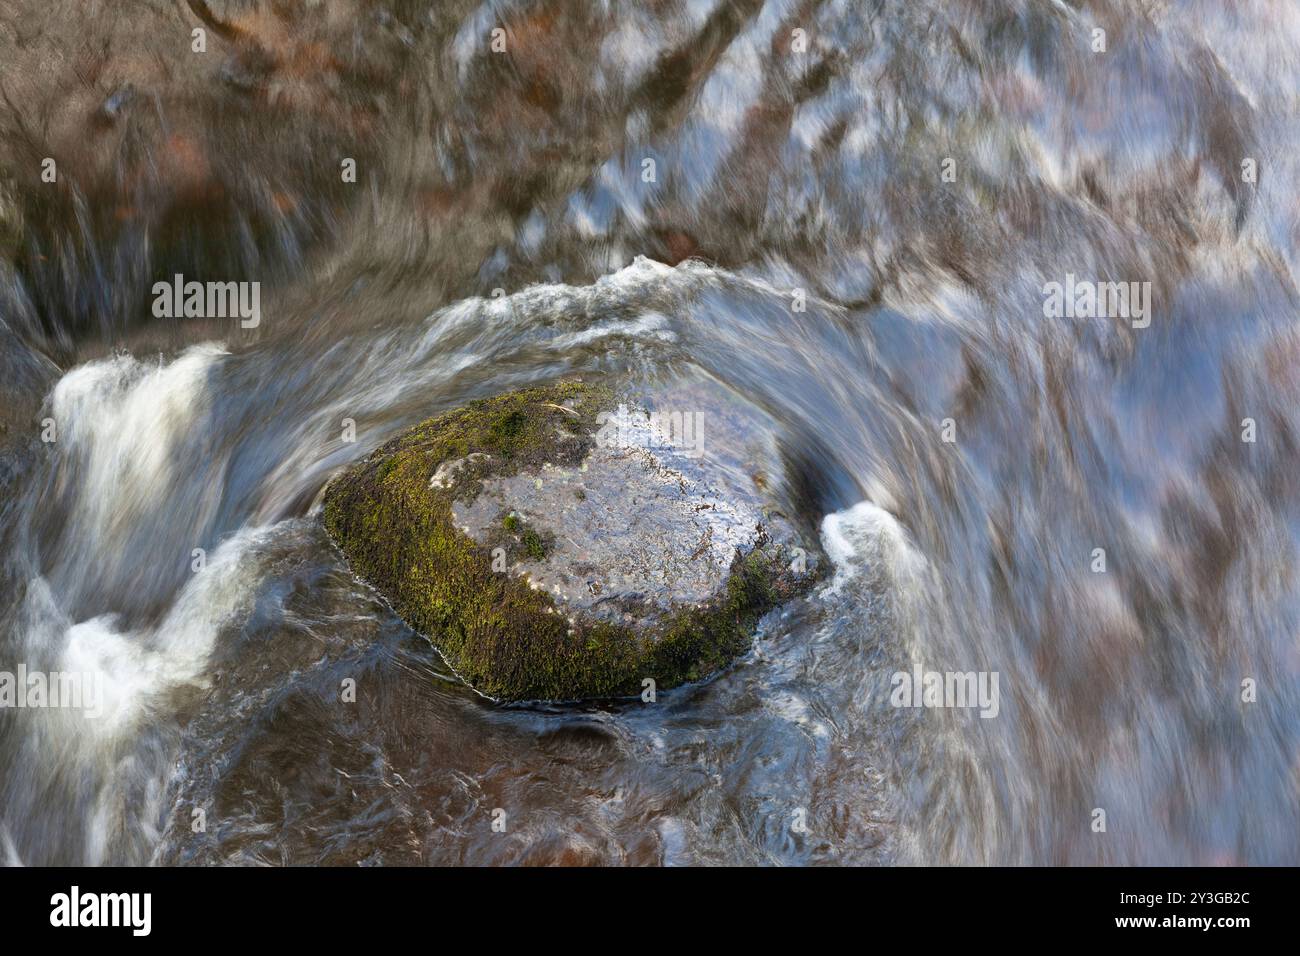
[322, 380, 817, 702]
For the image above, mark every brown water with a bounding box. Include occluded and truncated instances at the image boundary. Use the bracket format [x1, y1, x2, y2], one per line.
[0, 0, 1298, 865]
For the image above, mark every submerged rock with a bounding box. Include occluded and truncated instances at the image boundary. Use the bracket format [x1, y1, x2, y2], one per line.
[323, 379, 818, 702]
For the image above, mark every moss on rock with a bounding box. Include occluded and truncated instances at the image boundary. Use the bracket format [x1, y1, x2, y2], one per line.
[323, 380, 807, 702]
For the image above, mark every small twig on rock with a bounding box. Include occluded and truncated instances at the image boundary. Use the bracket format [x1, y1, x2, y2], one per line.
[538, 402, 579, 417]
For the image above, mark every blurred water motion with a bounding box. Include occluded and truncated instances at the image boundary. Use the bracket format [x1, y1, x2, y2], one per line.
[0, 0, 1297, 865]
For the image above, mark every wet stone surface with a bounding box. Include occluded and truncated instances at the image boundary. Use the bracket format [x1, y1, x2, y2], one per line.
[452, 390, 809, 629]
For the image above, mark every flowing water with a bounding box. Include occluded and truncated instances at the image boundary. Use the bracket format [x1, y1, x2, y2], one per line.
[1, 0, 1298, 865]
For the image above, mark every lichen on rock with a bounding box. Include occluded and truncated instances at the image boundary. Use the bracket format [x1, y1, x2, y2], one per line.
[322, 379, 817, 702]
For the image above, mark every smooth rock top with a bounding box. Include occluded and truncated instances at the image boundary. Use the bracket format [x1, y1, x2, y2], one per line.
[323, 379, 818, 702]
[451, 405, 788, 627]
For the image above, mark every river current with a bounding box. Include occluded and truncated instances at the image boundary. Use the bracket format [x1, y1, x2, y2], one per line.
[0, 0, 1298, 865]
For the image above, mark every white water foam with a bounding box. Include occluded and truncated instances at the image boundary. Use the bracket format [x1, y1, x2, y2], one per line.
[820, 499, 929, 597]
[49, 343, 229, 558]
[6, 522, 291, 864]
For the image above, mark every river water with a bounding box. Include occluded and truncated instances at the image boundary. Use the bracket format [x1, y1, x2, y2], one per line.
[0, 0, 1298, 865]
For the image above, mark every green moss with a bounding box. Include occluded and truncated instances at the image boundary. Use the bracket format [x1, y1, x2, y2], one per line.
[521, 527, 546, 561]
[488, 410, 528, 448]
[323, 380, 801, 702]
[499, 511, 549, 561]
